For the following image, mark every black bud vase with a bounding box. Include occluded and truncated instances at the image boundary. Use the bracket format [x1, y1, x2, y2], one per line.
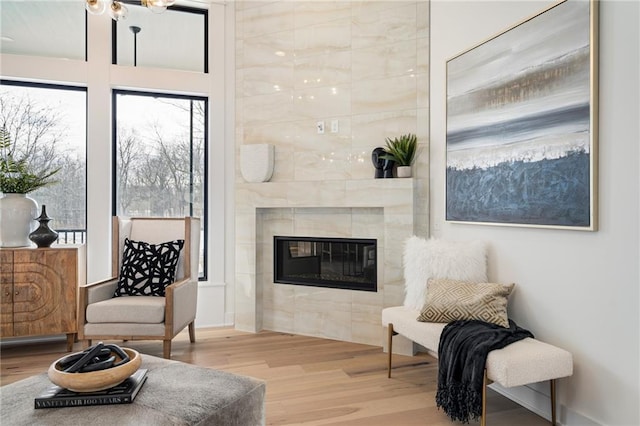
[29, 205, 59, 248]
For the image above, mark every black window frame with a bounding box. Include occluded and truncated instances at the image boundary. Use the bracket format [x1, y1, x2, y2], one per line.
[111, 89, 209, 281]
[0, 79, 88, 244]
[111, 4, 209, 73]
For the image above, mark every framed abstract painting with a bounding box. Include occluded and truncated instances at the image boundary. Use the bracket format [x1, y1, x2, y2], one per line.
[445, 0, 598, 230]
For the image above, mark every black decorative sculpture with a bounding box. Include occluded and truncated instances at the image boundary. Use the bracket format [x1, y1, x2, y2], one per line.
[383, 157, 395, 178]
[29, 205, 58, 248]
[372, 147, 385, 178]
[372, 147, 395, 178]
[57, 342, 131, 372]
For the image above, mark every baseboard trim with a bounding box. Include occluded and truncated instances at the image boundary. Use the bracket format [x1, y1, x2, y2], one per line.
[490, 382, 551, 421]
[490, 382, 601, 426]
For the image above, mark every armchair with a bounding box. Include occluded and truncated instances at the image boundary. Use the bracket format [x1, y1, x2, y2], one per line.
[78, 216, 200, 359]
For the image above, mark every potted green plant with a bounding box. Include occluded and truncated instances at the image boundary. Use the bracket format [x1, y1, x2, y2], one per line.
[381, 133, 418, 178]
[1, 127, 60, 194]
[0, 127, 60, 247]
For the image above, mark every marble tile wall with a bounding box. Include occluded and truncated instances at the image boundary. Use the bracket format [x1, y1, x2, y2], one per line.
[260, 207, 385, 343]
[235, 180, 416, 345]
[235, 1, 430, 346]
[236, 0, 429, 186]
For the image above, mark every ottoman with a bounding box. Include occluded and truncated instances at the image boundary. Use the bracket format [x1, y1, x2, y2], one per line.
[0, 355, 266, 426]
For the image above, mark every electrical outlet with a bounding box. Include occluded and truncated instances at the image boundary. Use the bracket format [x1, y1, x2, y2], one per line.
[317, 121, 325, 134]
[330, 120, 339, 133]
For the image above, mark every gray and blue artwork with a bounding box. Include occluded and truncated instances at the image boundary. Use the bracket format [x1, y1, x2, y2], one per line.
[446, 0, 593, 228]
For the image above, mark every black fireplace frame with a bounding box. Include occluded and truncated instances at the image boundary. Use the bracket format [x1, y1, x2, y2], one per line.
[273, 236, 377, 292]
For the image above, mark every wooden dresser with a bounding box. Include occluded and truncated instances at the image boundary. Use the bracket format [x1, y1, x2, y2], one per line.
[0, 245, 85, 351]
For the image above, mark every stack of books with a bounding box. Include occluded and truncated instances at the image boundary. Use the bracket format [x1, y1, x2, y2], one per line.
[34, 369, 148, 409]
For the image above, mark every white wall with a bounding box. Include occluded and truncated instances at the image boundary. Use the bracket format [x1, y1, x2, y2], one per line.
[430, 1, 639, 425]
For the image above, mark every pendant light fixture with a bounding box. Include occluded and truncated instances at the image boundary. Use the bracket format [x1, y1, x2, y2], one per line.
[108, 1, 128, 21]
[85, 0, 176, 21]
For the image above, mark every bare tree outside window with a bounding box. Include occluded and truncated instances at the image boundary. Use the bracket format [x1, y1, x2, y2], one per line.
[0, 82, 87, 243]
[113, 91, 207, 277]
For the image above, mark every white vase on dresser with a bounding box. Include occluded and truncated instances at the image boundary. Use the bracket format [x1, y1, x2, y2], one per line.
[0, 193, 38, 247]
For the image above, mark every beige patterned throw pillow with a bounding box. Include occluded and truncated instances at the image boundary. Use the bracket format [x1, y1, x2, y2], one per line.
[417, 278, 514, 328]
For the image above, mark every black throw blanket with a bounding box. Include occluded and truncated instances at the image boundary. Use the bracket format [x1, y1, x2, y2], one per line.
[436, 319, 534, 423]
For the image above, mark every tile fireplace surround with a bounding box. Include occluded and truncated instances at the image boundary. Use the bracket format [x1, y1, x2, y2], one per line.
[235, 179, 416, 346]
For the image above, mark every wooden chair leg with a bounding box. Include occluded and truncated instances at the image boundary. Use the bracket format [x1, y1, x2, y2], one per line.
[550, 379, 557, 426]
[66, 333, 75, 352]
[188, 321, 196, 343]
[387, 323, 394, 378]
[481, 369, 488, 426]
[163, 340, 171, 359]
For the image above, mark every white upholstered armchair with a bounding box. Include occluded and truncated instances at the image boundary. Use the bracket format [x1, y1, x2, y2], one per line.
[78, 217, 200, 358]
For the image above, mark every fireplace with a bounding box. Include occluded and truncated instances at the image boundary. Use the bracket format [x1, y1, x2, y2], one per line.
[274, 236, 377, 292]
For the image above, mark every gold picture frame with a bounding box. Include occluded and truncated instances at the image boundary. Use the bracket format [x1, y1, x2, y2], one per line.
[445, 0, 599, 230]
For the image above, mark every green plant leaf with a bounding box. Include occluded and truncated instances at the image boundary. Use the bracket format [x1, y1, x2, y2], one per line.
[381, 133, 417, 166]
[0, 126, 60, 194]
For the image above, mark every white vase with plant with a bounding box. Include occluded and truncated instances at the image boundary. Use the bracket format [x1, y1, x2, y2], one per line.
[0, 127, 59, 247]
[380, 133, 418, 178]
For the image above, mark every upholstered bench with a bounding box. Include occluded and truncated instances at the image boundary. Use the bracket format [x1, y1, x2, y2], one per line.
[382, 306, 573, 426]
[0, 354, 266, 425]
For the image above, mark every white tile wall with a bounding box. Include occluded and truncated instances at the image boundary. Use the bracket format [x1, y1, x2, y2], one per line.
[235, 1, 430, 346]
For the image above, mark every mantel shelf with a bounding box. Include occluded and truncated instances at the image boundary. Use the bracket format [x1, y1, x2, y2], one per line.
[236, 179, 415, 211]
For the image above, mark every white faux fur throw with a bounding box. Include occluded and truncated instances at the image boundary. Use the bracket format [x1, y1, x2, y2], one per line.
[403, 236, 488, 311]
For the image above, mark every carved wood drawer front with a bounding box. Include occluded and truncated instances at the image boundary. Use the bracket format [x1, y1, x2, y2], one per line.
[1, 250, 14, 336]
[0, 247, 80, 339]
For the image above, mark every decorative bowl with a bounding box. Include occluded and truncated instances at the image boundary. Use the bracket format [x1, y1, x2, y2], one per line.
[48, 348, 141, 392]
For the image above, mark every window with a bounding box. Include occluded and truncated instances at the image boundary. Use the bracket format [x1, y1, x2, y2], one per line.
[0, 81, 87, 243]
[2, 1, 223, 291]
[112, 90, 207, 278]
[113, 5, 208, 72]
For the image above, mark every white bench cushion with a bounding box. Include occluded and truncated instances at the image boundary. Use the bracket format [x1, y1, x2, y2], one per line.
[382, 306, 445, 353]
[382, 306, 573, 388]
[487, 337, 573, 387]
[86, 296, 165, 324]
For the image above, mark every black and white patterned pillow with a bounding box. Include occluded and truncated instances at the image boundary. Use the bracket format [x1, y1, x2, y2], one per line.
[114, 238, 185, 297]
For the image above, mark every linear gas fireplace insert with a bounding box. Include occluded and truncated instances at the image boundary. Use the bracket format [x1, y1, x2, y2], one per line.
[274, 236, 377, 292]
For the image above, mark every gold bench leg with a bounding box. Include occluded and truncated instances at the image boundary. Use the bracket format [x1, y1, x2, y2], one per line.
[387, 323, 394, 378]
[550, 379, 557, 426]
[481, 369, 488, 426]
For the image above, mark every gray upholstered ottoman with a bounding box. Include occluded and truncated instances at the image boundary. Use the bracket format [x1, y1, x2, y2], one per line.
[0, 355, 266, 425]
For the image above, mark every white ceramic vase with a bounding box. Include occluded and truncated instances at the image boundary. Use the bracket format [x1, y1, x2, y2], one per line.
[0, 193, 38, 247]
[240, 144, 275, 183]
[397, 166, 412, 178]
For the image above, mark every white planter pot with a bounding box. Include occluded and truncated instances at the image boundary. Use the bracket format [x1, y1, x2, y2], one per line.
[397, 166, 412, 178]
[240, 144, 275, 183]
[0, 193, 38, 247]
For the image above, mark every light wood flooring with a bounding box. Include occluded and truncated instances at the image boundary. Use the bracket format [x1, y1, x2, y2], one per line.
[1, 328, 549, 425]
